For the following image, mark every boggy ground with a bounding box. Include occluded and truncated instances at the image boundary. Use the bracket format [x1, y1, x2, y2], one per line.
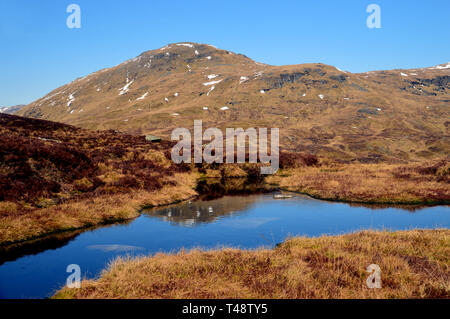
[268, 159, 450, 205]
[0, 114, 448, 245]
[199, 153, 450, 205]
[0, 175, 197, 245]
[53, 229, 449, 299]
[1, 114, 449, 299]
[0, 114, 196, 245]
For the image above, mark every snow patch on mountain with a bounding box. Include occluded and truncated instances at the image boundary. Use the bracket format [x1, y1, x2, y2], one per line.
[176, 43, 194, 48]
[67, 93, 75, 107]
[203, 79, 222, 86]
[42, 91, 64, 102]
[119, 80, 134, 95]
[239, 76, 249, 84]
[429, 62, 450, 70]
[435, 62, 450, 69]
[206, 86, 215, 96]
[136, 92, 148, 101]
[335, 67, 348, 73]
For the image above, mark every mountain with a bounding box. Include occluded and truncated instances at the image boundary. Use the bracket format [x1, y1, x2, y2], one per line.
[17, 43, 449, 163]
[0, 104, 25, 114]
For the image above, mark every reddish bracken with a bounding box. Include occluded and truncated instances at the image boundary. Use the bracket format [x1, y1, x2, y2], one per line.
[0, 114, 187, 204]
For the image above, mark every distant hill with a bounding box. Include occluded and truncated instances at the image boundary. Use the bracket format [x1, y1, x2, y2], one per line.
[17, 43, 450, 163]
[0, 104, 25, 114]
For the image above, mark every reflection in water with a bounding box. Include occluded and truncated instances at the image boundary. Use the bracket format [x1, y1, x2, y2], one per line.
[143, 193, 446, 228]
[0, 229, 83, 266]
[0, 219, 134, 266]
[143, 195, 267, 227]
[87, 245, 145, 253]
[346, 201, 446, 212]
[0, 193, 448, 299]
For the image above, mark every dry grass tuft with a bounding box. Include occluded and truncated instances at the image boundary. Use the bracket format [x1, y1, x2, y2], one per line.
[268, 161, 450, 204]
[53, 229, 450, 299]
[0, 173, 197, 245]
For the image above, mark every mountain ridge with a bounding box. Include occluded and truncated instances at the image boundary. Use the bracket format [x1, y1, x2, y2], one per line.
[17, 42, 450, 163]
[0, 104, 25, 114]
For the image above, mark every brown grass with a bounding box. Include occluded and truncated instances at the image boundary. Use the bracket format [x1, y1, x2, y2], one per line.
[0, 113, 199, 245]
[53, 229, 450, 299]
[0, 113, 190, 205]
[0, 172, 197, 245]
[1, 114, 448, 245]
[267, 161, 450, 204]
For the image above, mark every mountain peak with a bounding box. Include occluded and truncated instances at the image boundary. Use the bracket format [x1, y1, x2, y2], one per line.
[16, 42, 449, 162]
[428, 62, 450, 70]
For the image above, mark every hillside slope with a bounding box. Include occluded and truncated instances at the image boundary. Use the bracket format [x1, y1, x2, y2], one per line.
[0, 113, 448, 245]
[0, 104, 25, 114]
[18, 43, 450, 163]
[0, 113, 188, 205]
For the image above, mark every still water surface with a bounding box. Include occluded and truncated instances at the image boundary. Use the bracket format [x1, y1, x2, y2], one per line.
[0, 194, 448, 298]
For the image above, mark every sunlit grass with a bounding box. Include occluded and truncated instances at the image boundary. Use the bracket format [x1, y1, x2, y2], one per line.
[54, 229, 449, 299]
[0, 173, 197, 245]
[267, 161, 449, 204]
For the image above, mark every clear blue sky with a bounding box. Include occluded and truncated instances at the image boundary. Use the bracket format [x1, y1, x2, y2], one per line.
[0, 0, 449, 106]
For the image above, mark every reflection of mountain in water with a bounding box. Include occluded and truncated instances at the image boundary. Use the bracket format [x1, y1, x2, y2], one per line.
[144, 193, 444, 228]
[143, 195, 268, 227]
